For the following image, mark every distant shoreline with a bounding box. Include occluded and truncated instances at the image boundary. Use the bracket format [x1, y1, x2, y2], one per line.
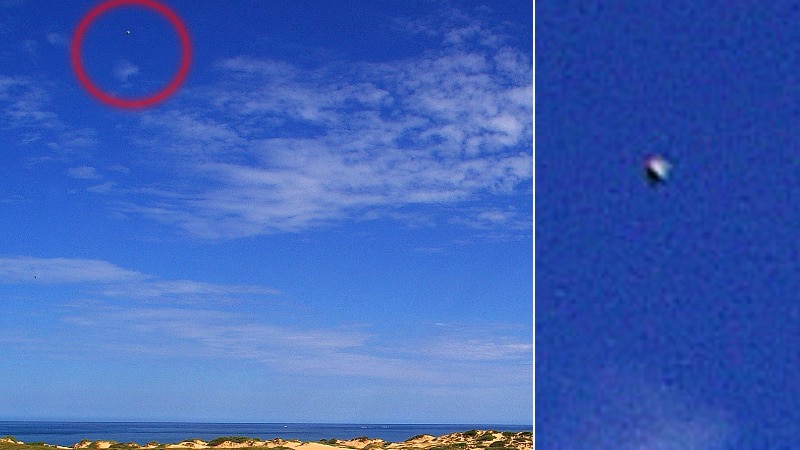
[0, 424, 531, 449]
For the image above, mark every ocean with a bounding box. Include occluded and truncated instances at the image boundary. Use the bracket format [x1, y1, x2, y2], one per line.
[0, 422, 533, 447]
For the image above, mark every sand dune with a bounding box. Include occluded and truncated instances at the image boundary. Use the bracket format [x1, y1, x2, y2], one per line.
[0, 430, 532, 450]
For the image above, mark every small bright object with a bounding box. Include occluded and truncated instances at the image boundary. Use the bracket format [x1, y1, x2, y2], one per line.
[126, 30, 131, 35]
[645, 155, 671, 185]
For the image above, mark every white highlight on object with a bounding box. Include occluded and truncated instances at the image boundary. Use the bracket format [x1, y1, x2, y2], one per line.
[645, 155, 671, 184]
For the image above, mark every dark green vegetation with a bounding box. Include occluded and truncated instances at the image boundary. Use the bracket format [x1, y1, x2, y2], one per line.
[0, 438, 55, 450]
[207, 437, 262, 447]
[428, 444, 468, 450]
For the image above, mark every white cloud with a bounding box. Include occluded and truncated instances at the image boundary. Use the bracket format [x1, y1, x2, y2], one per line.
[122, 32, 532, 238]
[66, 166, 101, 180]
[59, 304, 530, 385]
[397, 7, 512, 50]
[45, 33, 66, 46]
[0, 256, 280, 303]
[0, 256, 528, 388]
[0, 76, 57, 126]
[558, 366, 735, 450]
[87, 181, 115, 193]
[494, 47, 532, 80]
[0, 75, 97, 149]
[0, 194, 25, 204]
[421, 338, 532, 361]
[0, 256, 147, 284]
[114, 60, 139, 83]
[98, 279, 280, 299]
[107, 164, 130, 174]
[448, 206, 531, 235]
[444, 25, 484, 45]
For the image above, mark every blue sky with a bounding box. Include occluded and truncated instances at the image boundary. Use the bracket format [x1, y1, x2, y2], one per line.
[538, 1, 800, 448]
[0, 1, 532, 423]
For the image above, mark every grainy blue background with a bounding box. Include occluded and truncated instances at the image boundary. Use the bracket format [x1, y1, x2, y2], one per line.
[538, 1, 800, 448]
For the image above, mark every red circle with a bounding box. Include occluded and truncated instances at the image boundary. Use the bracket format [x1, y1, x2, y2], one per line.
[70, 0, 192, 109]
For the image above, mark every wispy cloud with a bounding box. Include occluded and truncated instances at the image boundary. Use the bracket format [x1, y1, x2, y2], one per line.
[421, 338, 532, 361]
[0, 75, 97, 149]
[66, 165, 101, 180]
[1, 11, 531, 241]
[0, 75, 57, 126]
[0, 256, 278, 301]
[0, 194, 25, 204]
[0, 256, 147, 284]
[60, 304, 531, 385]
[45, 32, 66, 46]
[0, 0, 26, 8]
[87, 181, 115, 193]
[97, 279, 280, 299]
[0, 9, 531, 240]
[553, 366, 735, 450]
[1, 255, 528, 389]
[119, 25, 531, 238]
[396, 7, 511, 49]
[114, 59, 139, 83]
[107, 164, 130, 174]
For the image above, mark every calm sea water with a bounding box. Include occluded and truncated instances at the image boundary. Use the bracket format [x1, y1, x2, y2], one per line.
[0, 422, 532, 447]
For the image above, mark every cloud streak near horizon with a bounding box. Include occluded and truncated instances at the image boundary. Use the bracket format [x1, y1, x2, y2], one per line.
[1, 255, 530, 387]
